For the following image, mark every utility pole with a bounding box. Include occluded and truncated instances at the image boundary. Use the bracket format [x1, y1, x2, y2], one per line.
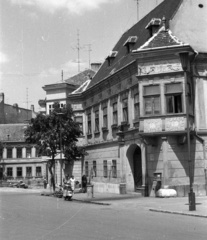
[77, 30, 81, 73]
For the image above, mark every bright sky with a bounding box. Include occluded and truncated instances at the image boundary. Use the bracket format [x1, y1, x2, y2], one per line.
[0, 0, 163, 111]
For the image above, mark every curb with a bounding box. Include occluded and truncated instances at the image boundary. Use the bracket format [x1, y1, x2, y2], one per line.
[149, 208, 207, 218]
[72, 198, 111, 206]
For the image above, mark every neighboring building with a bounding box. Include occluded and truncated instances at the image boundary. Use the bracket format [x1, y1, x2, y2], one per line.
[39, 66, 100, 185]
[0, 93, 46, 184]
[0, 93, 36, 124]
[68, 0, 207, 196]
[40, 67, 98, 115]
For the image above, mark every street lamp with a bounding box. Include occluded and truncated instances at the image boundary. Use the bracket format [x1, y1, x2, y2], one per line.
[179, 52, 196, 211]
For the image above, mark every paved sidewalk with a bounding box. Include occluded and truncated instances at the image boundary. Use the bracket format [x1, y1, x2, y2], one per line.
[72, 191, 207, 218]
[1, 187, 207, 218]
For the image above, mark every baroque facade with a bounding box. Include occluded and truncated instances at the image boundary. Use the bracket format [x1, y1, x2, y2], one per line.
[68, 0, 207, 196]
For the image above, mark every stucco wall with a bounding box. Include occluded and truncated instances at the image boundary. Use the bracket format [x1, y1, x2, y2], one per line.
[171, 0, 207, 53]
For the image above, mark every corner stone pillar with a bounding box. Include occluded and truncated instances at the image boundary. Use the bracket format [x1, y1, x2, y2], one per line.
[162, 137, 168, 187]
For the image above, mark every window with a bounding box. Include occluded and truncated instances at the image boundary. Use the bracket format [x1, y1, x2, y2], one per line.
[17, 167, 22, 177]
[36, 167, 42, 177]
[85, 161, 89, 177]
[103, 160, 108, 178]
[113, 102, 118, 125]
[103, 107, 108, 128]
[134, 93, 140, 119]
[26, 148, 31, 158]
[7, 167, 13, 177]
[87, 114, 91, 134]
[7, 148, 12, 158]
[93, 161, 97, 177]
[26, 167, 32, 177]
[122, 98, 128, 122]
[143, 85, 160, 115]
[165, 83, 183, 114]
[75, 116, 83, 133]
[17, 148, 22, 158]
[112, 160, 117, 178]
[95, 110, 99, 132]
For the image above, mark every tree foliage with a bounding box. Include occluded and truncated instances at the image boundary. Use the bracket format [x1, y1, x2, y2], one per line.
[24, 102, 85, 190]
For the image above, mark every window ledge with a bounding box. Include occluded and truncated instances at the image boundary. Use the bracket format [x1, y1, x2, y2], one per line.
[111, 124, 118, 129]
[87, 133, 92, 138]
[102, 127, 109, 132]
[121, 121, 129, 126]
[94, 131, 100, 135]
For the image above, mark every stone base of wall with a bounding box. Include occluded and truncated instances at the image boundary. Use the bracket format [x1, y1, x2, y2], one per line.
[169, 184, 207, 197]
[93, 182, 120, 194]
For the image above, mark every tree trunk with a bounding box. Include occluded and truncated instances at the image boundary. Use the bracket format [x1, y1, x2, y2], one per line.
[48, 159, 55, 192]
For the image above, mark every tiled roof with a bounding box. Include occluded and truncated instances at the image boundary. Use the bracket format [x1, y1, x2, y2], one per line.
[65, 69, 96, 86]
[0, 124, 27, 142]
[88, 0, 183, 89]
[138, 26, 186, 50]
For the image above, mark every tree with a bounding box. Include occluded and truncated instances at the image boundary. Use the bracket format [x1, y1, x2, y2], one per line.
[24, 102, 85, 191]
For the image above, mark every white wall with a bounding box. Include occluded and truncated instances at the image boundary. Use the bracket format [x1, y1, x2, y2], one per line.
[171, 0, 207, 53]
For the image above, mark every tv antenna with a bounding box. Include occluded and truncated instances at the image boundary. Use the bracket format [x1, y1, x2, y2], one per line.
[84, 44, 92, 69]
[134, 0, 141, 22]
[71, 29, 83, 73]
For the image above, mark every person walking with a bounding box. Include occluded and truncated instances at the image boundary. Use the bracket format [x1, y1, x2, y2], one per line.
[69, 175, 75, 195]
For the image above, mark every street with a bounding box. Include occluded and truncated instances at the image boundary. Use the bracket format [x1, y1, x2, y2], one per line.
[0, 191, 206, 240]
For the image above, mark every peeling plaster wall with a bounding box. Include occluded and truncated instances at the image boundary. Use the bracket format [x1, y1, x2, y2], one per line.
[171, 0, 207, 53]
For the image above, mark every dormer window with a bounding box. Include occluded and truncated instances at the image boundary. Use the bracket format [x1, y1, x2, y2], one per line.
[145, 18, 161, 37]
[123, 36, 137, 53]
[106, 51, 118, 66]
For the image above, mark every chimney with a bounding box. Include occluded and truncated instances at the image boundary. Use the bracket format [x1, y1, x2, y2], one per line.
[91, 62, 101, 72]
[0, 93, 5, 123]
[30, 105, 35, 112]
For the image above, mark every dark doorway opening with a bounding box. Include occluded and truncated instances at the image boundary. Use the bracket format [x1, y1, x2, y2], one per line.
[133, 147, 142, 190]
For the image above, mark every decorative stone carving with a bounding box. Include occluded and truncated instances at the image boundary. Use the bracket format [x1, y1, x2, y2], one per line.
[144, 119, 162, 133]
[165, 117, 186, 131]
[138, 60, 182, 76]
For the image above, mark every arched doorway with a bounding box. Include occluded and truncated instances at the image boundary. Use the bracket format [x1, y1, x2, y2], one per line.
[126, 144, 143, 192]
[133, 146, 142, 190]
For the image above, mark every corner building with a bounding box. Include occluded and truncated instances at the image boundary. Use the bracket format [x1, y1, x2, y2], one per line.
[68, 0, 207, 196]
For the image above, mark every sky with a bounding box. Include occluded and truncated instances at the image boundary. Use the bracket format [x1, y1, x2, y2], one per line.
[0, 0, 163, 111]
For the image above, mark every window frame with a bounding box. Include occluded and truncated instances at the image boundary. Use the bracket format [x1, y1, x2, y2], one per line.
[7, 167, 13, 177]
[165, 83, 183, 114]
[112, 160, 117, 178]
[36, 166, 42, 177]
[87, 113, 92, 134]
[93, 161, 97, 177]
[134, 93, 140, 120]
[103, 160, 108, 178]
[17, 167, 22, 177]
[74, 116, 83, 133]
[112, 102, 118, 125]
[95, 110, 99, 133]
[122, 98, 128, 123]
[17, 148, 22, 158]
[143, 85, 161, 116]
[26, 148, 32, 158]
[26, 166, 32, 178]
[103, 106, 108, 129]
[7, 148, 13, 158]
